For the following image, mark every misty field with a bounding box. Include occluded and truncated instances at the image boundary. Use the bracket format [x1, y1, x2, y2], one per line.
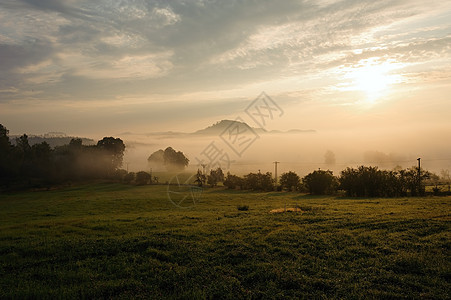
[0, 184, 449, 299]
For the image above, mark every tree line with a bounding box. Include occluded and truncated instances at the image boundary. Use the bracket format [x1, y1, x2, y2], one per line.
[2, 122, 448, 197]
[214, 166, 447, 197]
[0, 124, 125, 189]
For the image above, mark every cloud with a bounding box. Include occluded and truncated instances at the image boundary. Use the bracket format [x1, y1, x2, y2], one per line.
[65, 51, 175, 80]
[0, 40, 54, 71]
[17, 0, 93, 20]
[0, 0, 450, 132]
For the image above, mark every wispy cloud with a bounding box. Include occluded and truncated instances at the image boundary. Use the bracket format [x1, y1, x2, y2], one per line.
[0, 0, 450, 134]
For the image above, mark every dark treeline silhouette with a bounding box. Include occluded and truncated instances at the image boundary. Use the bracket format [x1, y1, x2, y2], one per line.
[303, 169, 337, 195]
[223, 166, 436, 197]
[339, 166, 430, 197]
[2, 123, 442, 197]
[0, 124, 125, 190]
[223, 171, 274, 191]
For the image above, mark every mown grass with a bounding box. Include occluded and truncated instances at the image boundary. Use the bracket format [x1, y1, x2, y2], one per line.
[0, 183, 450, 299]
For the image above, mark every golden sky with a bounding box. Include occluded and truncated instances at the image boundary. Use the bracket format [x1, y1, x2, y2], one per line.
[0, 0, 450, 140]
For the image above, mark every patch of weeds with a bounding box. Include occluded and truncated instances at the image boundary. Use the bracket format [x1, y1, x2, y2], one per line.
[237, 205, 249, 211]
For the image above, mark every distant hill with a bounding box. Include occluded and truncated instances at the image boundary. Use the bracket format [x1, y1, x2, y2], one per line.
[137, 119, 315, 137]
[192, 120, 266, 135]
[193, 120, 315, 136]
[11, 134, 95, 148]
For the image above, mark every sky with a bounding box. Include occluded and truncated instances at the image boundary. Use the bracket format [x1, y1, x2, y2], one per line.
[0, 0, 450, 172]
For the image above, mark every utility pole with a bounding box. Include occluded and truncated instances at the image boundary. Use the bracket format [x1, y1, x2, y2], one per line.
[273, 161, 280, 190]
[417, 158, 421, 195]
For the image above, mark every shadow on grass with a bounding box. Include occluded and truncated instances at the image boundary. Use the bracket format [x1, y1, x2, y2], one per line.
[205, 188, 254, 194]
[207, 188, 302, 198]
[292, 194, 335, 200]
[57, 182, 137, 193]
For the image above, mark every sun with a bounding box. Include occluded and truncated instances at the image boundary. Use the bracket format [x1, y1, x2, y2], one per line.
[345, 58, 399, 104]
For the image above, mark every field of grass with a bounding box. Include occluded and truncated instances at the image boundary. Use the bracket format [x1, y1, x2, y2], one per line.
[0, 183, 450, 299]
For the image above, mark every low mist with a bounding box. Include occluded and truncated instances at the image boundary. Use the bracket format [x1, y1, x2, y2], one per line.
[120, 126, 451, 177]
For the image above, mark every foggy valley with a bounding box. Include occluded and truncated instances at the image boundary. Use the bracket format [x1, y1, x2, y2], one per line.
[1, 0, 450, 298]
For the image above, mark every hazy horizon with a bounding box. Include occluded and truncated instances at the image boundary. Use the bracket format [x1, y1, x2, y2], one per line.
[1, 0, 450, 174]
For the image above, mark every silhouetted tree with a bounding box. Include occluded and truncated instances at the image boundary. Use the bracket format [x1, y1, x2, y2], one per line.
[148, 147, 189, 172]
[223, 172, 243, 189]
[244, 172, 273, 191]
[30, 141, 52, 180]
[14, 134, 33, 179]
[123, 172, 135, 184]
[280, 171, 301, 191]
[194, 169, 206, 187]
[113, 169, 128, 182]
[97, 137, 125, 175]
[0, 124, 13, 184]
[0, 128, 128, 189]
[207, 167, 224, 187]
[303, 169, 337, 195]
[147, 149, 165, 170]
[339, 166, 431, 197]
[163, 147, 189, 171]
[136, 171, 151, 185]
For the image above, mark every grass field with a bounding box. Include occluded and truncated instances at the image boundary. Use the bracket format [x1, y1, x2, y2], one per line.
[0, 183, 450, 299]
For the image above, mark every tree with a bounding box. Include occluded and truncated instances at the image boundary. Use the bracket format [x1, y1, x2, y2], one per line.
[97, 137, 126, 175]
[30, 141, 52, 179]
[13, 134, 33, 178]
[324, 150, 336, 165]
[0, 124, 10, 152]
[339, 166, 431, 197]
[207, 167, 224, 187]
[223, 172, 243, 189]
[243, 172, 273, 191]
[113, 169, 128, 182]
[0, 124, 13, 184]
[194, 169, 206, 187]
[123, 172, 135, 184]
[147, 149, 165, 170]
[279, 171, 301, 191]
[148, 147, 189, 172]
[163, 147, 189, 171]
[136, 171, 151, 185]
[303, 169, 337, 195]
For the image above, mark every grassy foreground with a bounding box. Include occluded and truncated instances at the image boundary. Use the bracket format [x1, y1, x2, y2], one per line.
[0, 183, 449, 299]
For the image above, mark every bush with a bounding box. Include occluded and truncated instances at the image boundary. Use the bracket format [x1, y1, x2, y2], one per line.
[223, 173, 243, 189]
[135, 171, 151, 185]
[243, 172, 274, 191]
[123, 172, 135, 184]
[280, 171, 300, 191]
[339, 166, 431, 197]
[237, 205, 249, 211]
[207, 167, 224, 187]
[302, 170, 337, 195]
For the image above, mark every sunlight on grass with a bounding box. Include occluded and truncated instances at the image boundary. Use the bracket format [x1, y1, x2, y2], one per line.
[0, 184, 449, 298]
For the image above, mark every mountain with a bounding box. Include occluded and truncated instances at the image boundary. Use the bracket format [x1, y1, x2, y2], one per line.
[128, 120, 315, 137]
[192, 120, 266, 135]
[193, 120, 315, 135]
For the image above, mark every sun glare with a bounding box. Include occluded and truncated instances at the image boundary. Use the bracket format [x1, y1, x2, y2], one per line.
[344, 58, 400, 104]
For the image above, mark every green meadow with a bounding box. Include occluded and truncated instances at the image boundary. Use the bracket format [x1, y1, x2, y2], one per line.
[0, 183, 449, 299]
